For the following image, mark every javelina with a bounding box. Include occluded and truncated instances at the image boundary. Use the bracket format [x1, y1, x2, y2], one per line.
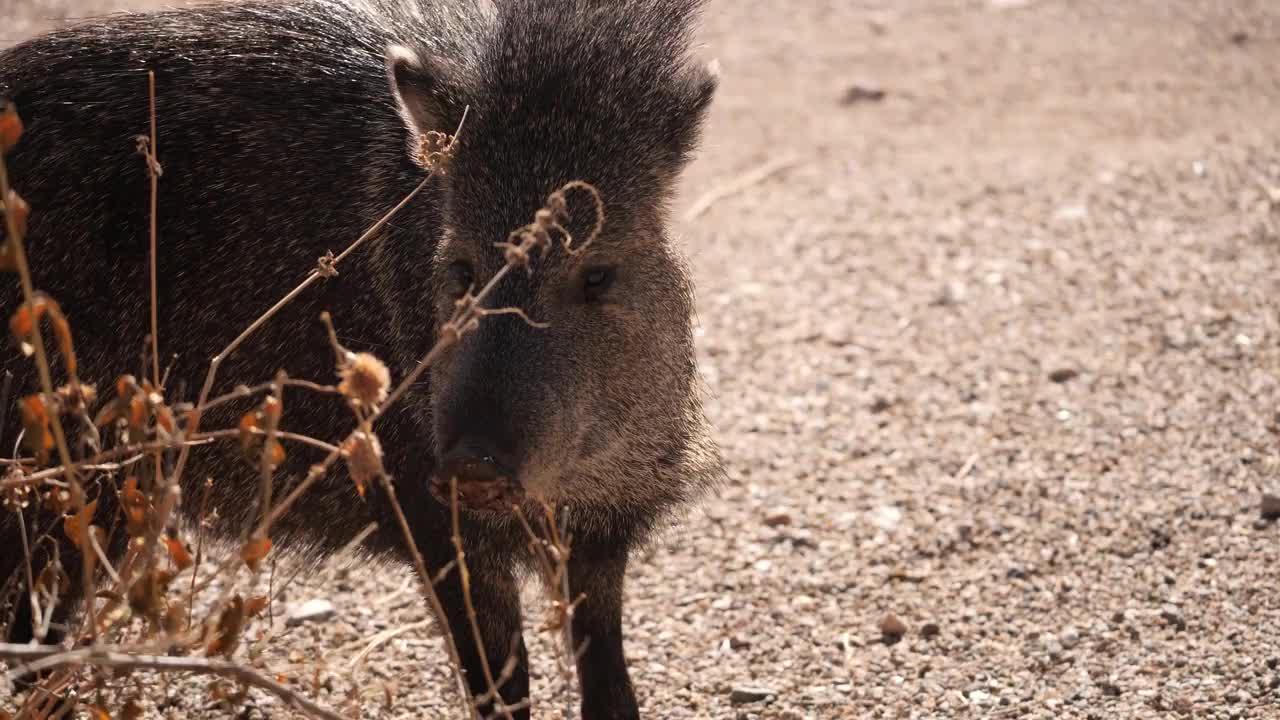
[0, 0, 721, 716]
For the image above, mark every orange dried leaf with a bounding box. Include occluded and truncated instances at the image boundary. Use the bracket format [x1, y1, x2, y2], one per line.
[0, 102, 22, 152]
[87, 706, 111, 720]
[244, 594, 269, 618]
[48, 308, 76, 376]
[128, 395, 147, 430]
[127, 568, 172, 620]
[238, 411, 260, 457]
[121, 478, 150, 537]
[19, 394, 53, 464]
[239, 535, 272, 570]
[207, 595, 246, 657]
[63, 499, 98, 547]
[93, 401, 121, 428]
[8, 302, 33, 341]
[163, 534, 194, 571]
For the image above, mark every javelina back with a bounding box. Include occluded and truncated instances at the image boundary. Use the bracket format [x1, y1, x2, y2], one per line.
[0, 0, 721, 716]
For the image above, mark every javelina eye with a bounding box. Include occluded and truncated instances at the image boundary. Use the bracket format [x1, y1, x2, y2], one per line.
[582, 267, 615, 302]
[446, 260, 475, 298]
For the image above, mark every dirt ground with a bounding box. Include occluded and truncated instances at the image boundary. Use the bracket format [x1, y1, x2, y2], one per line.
[5, 0, 1280, 718]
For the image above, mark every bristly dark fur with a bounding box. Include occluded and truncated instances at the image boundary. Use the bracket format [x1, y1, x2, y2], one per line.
[0, 1, 719, 717]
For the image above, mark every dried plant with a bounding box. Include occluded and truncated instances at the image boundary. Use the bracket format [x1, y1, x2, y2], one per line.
[0, 81, 604, 720]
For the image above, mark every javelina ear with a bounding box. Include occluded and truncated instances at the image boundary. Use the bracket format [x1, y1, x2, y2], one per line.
[386, 44, 453, 143]
[670, 58, 719, 163]
[690, 58, 720, 118]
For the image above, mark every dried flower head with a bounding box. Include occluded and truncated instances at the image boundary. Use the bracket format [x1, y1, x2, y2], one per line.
[339, 352, 391, 409]
[342, 430, 384, 498]
[417, 129, 456, 173]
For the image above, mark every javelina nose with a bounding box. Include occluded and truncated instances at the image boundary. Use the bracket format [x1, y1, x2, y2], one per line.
[433, 442, 524, 511]
[439, 444, 510, 484]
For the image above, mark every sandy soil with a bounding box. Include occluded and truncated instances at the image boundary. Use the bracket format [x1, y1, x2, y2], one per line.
[5, 0, 1280, 718]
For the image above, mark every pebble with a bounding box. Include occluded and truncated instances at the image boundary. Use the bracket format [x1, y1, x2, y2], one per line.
[729, 686, 776, 705]
[1048, 367, 1079, 383]
[880, 614, 907, 640]
[839, 82, 886, 105]
[1261, 493, 1280, 521]
[286, 598, 337, 627]
[1060, 626, 1081, 649]
[921, 622, 941, 639]
[869, 505, 902, 532]
[763, 510, 794, 527]
[1160, 608, 1187, 632]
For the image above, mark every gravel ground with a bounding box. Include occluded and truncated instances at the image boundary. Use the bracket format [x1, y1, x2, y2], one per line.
[5, 0, 1280, 718]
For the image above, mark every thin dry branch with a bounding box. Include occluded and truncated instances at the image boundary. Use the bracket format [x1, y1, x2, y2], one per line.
[450, 478, 510, 717]
[0, 643, 346, 720]
[681, 153, 800, 222]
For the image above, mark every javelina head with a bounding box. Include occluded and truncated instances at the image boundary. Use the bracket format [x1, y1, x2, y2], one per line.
[385, 0, 721, 519]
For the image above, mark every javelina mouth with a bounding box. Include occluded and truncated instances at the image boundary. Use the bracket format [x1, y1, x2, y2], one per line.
[431, 458, 526, 512]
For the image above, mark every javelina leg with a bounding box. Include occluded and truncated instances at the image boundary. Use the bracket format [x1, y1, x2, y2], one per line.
[433, 554, 530, 719]
[569, 547, 639, 720]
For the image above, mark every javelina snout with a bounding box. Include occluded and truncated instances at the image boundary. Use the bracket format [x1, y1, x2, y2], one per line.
[0, 0, 724, 717]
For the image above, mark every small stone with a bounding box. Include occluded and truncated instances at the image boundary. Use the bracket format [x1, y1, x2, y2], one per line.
[869, 505, 902, 532]
[1053, 204, 1089, 222]
[1160, 608, 1186, 632]
[763, 511, 793, 527]
[286, 598, 336, 627]
[729, 686, 775, 705]
[920, 622, 941, 639]
[839, 82, 886, 105]
[1261, 493, 1280, 521]
[1230, 30, 1249, 45]
[880, 613, 907, 640]
[1099, 682, 1121, 697]
[1048, 367, 1079, 383]
[1060, 626, 1081, 649]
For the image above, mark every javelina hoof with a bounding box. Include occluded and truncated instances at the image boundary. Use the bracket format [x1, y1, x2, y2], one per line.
[431, 457, 526, 512]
